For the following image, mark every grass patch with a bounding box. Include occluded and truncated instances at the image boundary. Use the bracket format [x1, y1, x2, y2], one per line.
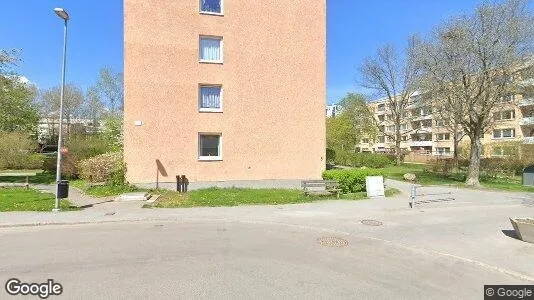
[148, 187, 354, 208]
[381, 163, 534, 192]
[71, 180, 145, 197]
[0, 187, 78, 212]
[0, 170, 56, 184]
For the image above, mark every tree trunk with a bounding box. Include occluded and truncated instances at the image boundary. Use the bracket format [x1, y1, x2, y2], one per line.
[466, 134, 482, 186]
[453, 138, 460, 171]
[395, 133, 402, 166]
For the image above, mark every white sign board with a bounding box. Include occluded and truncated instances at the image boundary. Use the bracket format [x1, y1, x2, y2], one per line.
[365, 176, 385, 197]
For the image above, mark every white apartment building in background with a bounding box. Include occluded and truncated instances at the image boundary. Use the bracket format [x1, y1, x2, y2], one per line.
[359, 91, 534, 157]
[326, 104, 343, 118]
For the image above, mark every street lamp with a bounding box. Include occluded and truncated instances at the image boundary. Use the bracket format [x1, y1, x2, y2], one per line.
[53, 7, 69, 212]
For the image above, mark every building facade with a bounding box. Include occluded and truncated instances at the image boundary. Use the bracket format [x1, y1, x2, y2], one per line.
[326, 104, 342, 118]
[124, 0, 326, 189]
[359, 91, 534, 157]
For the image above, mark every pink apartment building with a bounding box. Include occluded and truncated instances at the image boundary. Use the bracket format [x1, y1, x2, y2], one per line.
[124, 0, 326, 189]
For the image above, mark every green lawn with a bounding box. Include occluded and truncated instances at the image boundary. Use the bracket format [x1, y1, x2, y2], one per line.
[145, 187, 401, 209]
[381, 163, 534, 192]
[71, 180, 144, 197]
[0, 170, 56, 184]
[0, 187, 78, 212]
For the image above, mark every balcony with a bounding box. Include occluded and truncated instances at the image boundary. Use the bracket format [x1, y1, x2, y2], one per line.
[520, 117, 534, 126]
[519, 98, 534, 107]
[524, 137, 534, 144]
[412, 127, 433, 133]
[412, 114, 433, 121]
[411, 140, 433, 147]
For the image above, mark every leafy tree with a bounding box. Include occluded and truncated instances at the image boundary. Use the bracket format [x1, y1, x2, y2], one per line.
[415, 0, 533, 186]
[326, 93, 377, 152]
[0, 49, 39, 132]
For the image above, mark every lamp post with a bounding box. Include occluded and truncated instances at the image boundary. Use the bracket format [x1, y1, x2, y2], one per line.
[53, 7, 69, 212]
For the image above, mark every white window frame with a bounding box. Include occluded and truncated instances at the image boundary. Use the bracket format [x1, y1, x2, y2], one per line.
[199, 36, 223, 64]
[199, 84, 223, 113]
[436, 147, 451, 156]
[199, 0, 224, 15]
[436, 133, 450, 141]
[493, 128, 515, 139]
[494, 110, 515, 121]
[198, 133, 223, 161]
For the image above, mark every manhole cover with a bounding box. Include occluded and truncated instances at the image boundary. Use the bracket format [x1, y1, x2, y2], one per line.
[316, 236, 349, 247]
[361, 219, 383, 226]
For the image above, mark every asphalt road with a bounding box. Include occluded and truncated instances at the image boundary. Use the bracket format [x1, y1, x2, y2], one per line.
[1, 219, 531, 300]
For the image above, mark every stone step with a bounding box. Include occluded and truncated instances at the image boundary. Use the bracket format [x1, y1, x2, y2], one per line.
[116, 192, 151, 202]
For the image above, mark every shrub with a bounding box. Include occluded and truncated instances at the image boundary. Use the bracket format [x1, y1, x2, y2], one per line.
[326, 148, 336, 164]
[0, 132, 40, 170]
[333, 151, 394, 168]
[480, 157, 524, 177]
[79, 152, 125, 184]
[59, 134, 115, 178]
[425, 158, 456, 174]
[322, 168, 384, 193]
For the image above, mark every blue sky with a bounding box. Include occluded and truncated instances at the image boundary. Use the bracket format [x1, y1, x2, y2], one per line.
[0, 1, 527, 103]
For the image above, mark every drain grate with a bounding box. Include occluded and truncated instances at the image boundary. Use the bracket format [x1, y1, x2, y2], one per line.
[316, 236, 349, 247]
[360, 219, 383, 226]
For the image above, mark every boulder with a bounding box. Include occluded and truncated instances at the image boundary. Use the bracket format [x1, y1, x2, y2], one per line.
[403, 173, 416, 182]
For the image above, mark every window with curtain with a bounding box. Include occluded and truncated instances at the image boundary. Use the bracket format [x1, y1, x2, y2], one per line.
[199, 85, 222, 111]
[200, 0, 222, 14]
[200, 37, 222, 63]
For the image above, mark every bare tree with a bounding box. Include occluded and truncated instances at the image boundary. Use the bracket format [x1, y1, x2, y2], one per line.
[415, 0, 533, 186]
[82, 86, 106, 133]
[39, 84, 84, 137]
[95, 67, 124, 113]
[360, 41, 420, 165]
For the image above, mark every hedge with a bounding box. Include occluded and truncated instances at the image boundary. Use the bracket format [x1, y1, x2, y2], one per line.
[322, 168, 384, 193]
[333, 151, 395, 168]
[79, 152, 125, 185]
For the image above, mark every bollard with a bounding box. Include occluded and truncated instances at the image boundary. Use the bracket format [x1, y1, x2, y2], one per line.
[410, 185, 417, 208]
[181, 175, 188, 193]
[176, 175, 182, 192]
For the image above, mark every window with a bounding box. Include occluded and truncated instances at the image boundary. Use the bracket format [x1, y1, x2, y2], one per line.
[494, 110, 515, 121]
[386, 136, 395, 143]
[378, 136, 385, 143]
[386, 125, 395, 132]
[436, 133, 450, 141]
[400, 124, 408, 131]
[199, 134, 222, 160]
[377, 115, 385, 122]
[401, 135, 407, 141]
[362, 138, 369, 143]
[499, 95, 515, 102]
[199, 85, 222, 112]
[199, 36, 223, 63]
[436, 147, 451, 156]
[377, 104, 385, 112]
[436, 119, 450, 127]
[200, 0, 222, 14]
[493, 128, 515, 139]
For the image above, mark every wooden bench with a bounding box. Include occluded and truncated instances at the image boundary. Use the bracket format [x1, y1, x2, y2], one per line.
[301, 180, 341, 198]
[0, 172, 38, 189]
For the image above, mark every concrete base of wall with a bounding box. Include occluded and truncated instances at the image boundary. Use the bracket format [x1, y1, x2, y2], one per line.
[134, 179, 306, 191]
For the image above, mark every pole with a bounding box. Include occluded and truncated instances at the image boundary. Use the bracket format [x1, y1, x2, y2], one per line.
[54, 19, 68, 212]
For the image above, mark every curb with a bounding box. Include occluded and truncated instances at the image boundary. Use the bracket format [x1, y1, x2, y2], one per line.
[0, 217, 177, 229]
